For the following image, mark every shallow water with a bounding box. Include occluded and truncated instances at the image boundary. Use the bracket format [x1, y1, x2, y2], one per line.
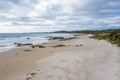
[0, 33, 73, 52]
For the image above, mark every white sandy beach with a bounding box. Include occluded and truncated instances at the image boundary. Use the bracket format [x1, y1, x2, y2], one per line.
[0, 34, 120, 80]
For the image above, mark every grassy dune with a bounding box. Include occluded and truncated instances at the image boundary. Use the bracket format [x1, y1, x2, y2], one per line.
[91, 29, 120, 47]
[55, 29, 120, 47]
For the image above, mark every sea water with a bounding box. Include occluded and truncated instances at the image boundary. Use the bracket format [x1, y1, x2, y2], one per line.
[0, 33, 73, 52]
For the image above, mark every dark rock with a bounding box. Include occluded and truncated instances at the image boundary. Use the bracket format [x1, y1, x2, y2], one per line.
[49, 37, 64, 40]
[16, 43, 22, 46]
[27, 37, 30, 39]
[49, 37, 77, 41]
[29, 72, 36, 76]
[0, 45, 7, 47]
[15, 53, 18, 55]
[31, 45, 35, 48]
[80, 44, 83, 46]
[76, 45, 79, 47]
[24, 50, 32, 52]
[14, 42, 17, 45]
[74, 34, 80, 36]
[60, 37, 76, 41]
[23, 43, 33, 46]
[52, 44, 65, 47]
[37, 45, 45, 48]
[15, 43, 33, 47]
[31, 45, 45, 48]
[76, 44, 83, 47]
[26, 76, 31, 80]
[42, 43, 47, 44]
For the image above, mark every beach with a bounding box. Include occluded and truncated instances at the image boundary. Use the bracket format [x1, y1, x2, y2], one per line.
[0, 34, 120, 80]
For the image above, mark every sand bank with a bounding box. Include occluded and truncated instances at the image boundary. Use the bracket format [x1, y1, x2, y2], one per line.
[0, 34, 120, 80]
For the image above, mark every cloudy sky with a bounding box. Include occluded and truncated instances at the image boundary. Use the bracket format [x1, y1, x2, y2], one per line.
[0, 0, 120, 33]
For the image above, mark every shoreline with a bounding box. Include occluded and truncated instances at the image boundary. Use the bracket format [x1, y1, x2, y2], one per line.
[0, 34, 79, 80]
[0, 33, 74, 53]
[0, 34, 119, 80]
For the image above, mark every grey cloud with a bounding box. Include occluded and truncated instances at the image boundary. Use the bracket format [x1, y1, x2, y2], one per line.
[0, 0, 120, 33]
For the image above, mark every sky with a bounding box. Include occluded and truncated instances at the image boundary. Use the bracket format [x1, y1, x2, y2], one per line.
[0, 0, 120, 33]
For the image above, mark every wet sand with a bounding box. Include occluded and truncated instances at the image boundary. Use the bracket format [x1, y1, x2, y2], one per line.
[0, 34, 120, 80]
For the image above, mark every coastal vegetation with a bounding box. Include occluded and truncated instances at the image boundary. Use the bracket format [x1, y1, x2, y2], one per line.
[55, 29, 120, 47]
[91, 29, 120, 47]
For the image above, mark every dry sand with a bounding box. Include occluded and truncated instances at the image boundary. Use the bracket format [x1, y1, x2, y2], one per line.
[0, 34, 120, 80]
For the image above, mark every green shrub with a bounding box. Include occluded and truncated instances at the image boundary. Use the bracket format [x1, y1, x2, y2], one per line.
[92, 29, 120, 47]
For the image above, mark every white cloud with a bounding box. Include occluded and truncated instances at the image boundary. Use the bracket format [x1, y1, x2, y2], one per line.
[28, 0, 89, 17]
[0, 21, 12, 26]
[0, 26, 66, 33]
[108, 1, 120, 7]
[0, 0, 120, 33]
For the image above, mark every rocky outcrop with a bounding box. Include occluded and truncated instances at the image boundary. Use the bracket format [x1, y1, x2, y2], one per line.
[31, 45, 45, 48]
[49, 37, 77, 41]
[51, 44, 65, 48]
[14, 43, 33, 47]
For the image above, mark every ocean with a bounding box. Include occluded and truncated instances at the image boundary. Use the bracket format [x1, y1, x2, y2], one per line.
[0, 33, 73, 52]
